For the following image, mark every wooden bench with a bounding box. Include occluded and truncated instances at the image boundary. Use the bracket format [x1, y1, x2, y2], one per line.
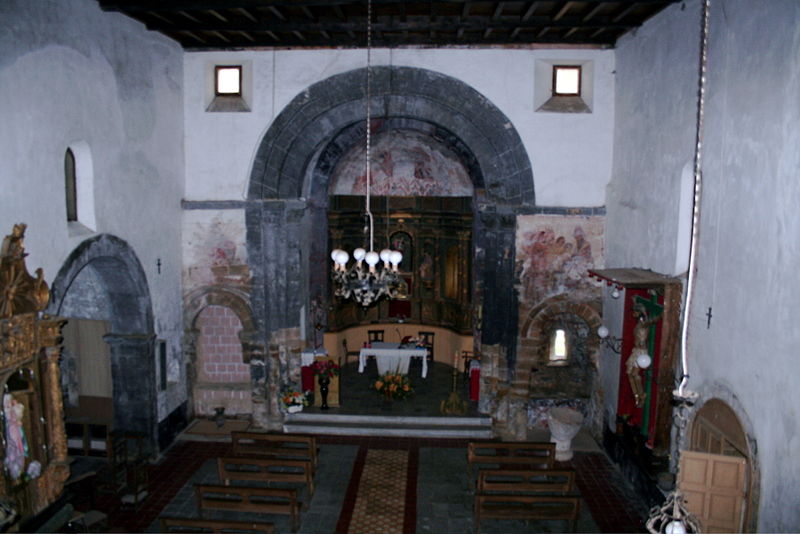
[231, 432, 318, 470]
[195, 484, 300, 532]
[217, 456, 315, 498]
[477, 468, 576, 494]
[474, 468, 580, 533]
[159, 516, 276, 534]
[474, 494, 580, 533]
[467, 440, 556, 476]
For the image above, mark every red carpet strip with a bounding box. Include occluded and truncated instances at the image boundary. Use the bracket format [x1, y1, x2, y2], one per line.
[336, 445, 418, 534]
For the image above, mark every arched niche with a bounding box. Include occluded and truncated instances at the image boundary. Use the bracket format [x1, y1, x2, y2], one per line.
[47, 234, 157, 454]
[183, 286, 260, 419]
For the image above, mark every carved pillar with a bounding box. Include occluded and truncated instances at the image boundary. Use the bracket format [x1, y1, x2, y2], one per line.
[103, 333, 157, 453]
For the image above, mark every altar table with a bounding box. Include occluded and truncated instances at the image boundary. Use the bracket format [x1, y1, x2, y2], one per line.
[359, 342, 429, 378]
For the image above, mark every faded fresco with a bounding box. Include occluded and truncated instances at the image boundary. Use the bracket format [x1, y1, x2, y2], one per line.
[330, 129, 473, 197]
[182, 211, 251, 292]
[515, 215, 604, 305]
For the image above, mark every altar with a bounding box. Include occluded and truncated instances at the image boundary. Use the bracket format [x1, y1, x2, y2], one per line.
[359, 342, 429, 378]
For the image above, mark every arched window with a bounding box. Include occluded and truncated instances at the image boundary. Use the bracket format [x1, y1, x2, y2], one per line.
[549, 328, 568, 365]
[65, 148, 77, 222]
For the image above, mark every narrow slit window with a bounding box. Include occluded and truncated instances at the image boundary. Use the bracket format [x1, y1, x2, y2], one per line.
[215, 66, 242, 96]
[549, 328, 568, 364]
[65, 148, 77, 222]
[553, 66, 581, 96]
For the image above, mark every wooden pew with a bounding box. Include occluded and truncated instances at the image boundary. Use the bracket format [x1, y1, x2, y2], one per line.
[231, 432, 318, 470]
[467, 440, 556, 477]
[474, 468, 580, 534]
[474, 494, 580, 534]
[195, 484, 300, 532]
[217, 456, 315, 498]
[159, 516, 276, 534]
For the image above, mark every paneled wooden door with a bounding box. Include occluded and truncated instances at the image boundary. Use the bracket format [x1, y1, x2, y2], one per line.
[678, 450, 747, 533]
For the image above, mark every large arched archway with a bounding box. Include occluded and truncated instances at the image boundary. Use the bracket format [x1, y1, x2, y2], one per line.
[47, 234, 157, 452]
[245, 66, 534, 371]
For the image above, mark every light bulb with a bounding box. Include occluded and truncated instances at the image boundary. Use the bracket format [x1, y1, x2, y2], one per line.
[331, 249, 341, 262]
[597, 325, 609, 339]
[353, 248, 366, 261]
[335, 250, 349, 265]
[365, 251, 379, 266]
[611, 288, 620, 299]
[636, 353, 652, 369]
[390, 250, 402, 266]
[665, 520, 687, 534]
[379, 249, 392, 263]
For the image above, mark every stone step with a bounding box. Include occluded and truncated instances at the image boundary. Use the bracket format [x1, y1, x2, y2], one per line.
[283, 413, 494, 438]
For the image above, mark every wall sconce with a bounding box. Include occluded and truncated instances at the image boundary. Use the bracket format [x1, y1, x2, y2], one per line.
[596, 325, 622, 353]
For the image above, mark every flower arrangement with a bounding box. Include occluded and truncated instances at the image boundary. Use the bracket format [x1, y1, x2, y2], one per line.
[280, 390, 309, 413]
[374, 372, 413, 400]
[311, 359, 340, 378]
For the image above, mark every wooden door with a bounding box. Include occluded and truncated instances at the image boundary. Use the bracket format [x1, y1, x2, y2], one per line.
[678, 450, 747, 533]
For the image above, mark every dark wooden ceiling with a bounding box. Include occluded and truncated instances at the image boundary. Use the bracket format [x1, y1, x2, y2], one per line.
[98, 1, 679, 50]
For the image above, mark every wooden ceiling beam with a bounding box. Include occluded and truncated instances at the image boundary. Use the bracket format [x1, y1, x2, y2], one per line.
[140, 16, 636, 34]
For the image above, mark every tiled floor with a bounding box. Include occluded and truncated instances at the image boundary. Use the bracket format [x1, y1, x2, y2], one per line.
[79, 434, 649, 533]
[73, 362, 649, 533]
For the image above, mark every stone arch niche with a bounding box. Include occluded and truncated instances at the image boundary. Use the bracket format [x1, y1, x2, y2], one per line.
[183, 287, 261, 421]
[516, 294, 602, 437]
[47, 234, 157, 453]
[246, 66, 534, 373]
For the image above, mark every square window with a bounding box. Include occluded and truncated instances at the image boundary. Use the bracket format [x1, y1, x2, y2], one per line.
[553, 66, 581, 96]
[215, 66, 242, 96]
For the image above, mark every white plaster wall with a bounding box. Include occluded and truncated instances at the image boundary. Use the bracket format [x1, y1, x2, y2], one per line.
[183, 47, 615, 207]
[0, 0, 187, 421]
[609, 0, 800, 530]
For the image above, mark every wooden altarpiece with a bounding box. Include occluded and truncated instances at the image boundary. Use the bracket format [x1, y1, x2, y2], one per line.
[0, 224, 69, 526]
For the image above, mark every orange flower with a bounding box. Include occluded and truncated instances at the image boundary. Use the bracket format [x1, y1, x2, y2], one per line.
[375, 380, 384, 390]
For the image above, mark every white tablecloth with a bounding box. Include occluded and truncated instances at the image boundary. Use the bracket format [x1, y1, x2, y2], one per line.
[359, 342, 429, 378]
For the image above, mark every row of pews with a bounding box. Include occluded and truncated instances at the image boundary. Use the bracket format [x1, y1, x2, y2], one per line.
[159, 431, 318, 534]
[467, 440, 581, 534]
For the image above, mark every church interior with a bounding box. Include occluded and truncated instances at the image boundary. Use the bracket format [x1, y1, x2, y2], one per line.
[1, 0, 799, 532]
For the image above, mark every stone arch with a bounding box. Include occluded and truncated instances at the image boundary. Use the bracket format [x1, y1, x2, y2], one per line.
[183, 286, 261, 420]
[47, 234, 157, 452]
[517, 294, 603, 432]
[248, 66, 533, 204]
[683, 386, 760, 532]
[246, 66, 532, 367]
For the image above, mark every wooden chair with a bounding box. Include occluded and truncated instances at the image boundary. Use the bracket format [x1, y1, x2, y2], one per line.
[418, 331, 435, 361]
[342, 339, 360, 366]
[367, 329, 384, 342]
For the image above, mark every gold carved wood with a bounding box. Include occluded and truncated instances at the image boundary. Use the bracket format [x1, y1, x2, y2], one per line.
[0, 225, 68, 523]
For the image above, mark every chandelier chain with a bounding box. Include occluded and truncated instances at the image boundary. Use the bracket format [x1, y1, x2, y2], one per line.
[365, 0, 374, 252]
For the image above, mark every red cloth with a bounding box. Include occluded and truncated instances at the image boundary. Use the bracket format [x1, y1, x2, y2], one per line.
[301, 366, 315, 393]
[469, 366, 480, 401]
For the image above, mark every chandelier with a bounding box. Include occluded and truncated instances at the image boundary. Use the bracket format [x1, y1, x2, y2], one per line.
[330, 0, 405, 307]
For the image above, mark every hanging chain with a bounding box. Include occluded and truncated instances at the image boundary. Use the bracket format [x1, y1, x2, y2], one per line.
[365, 0, 374, 252]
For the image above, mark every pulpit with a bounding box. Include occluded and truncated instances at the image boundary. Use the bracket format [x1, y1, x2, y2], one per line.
[0, 224, 69, 527]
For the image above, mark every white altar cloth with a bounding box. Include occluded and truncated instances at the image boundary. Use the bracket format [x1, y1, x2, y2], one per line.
[359, 342, 429, 378]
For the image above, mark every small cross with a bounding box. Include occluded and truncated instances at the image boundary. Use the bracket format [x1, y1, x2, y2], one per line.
[706, 307, 713, 329]
[157, 258, 162, 274]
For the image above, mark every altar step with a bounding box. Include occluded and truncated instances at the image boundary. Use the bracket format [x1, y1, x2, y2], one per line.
[283, 413, 494, 439]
